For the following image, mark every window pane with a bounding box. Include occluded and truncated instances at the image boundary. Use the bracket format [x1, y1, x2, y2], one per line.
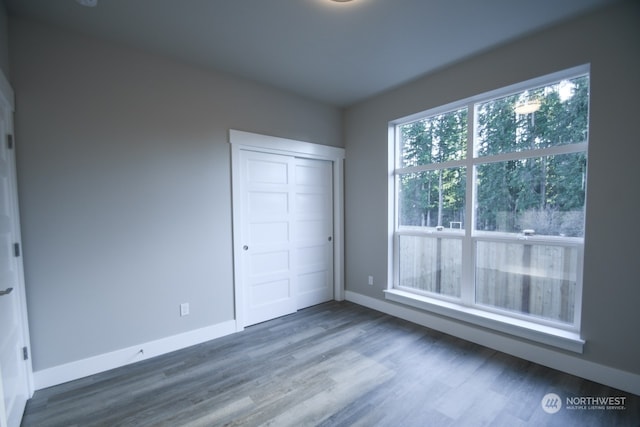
[476, 75, 589, 157]
[399, 108, 467, 167]
[475, 241, 577, 323]
[475, 153, 586, 237]
[398, 168, 466, 228]
[399, 235, 461, 297]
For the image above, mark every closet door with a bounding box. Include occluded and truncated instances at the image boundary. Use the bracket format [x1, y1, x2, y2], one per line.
[293, 158, 333, 309]
[239, 150, 297, 326]
[237, 151, 333, 327]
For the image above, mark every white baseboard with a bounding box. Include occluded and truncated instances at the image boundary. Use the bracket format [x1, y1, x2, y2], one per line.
[346, 290, 640, 396]
[33, 320, 237, 390]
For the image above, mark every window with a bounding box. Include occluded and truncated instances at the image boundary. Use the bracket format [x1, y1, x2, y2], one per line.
[389, 66, 589, 347]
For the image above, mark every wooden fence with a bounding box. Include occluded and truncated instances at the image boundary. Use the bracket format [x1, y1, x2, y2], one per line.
[398, 236, 577, 323]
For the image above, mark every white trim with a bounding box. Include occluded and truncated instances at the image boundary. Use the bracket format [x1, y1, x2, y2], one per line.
[0, 69, 13, 111]
[387, 125, 397, 298]
[33, 320, 236, 390]
[346, 291, 640, 396]
[229, 130, 346, 329]
[384, 289, 583, 352]
[229, 129, 345, 160]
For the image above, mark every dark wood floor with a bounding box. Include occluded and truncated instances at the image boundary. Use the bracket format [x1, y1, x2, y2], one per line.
[21, 301, 639, 427]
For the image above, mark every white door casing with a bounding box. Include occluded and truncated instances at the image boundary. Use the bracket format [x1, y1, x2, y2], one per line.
[230, 130, 344, 330]
[0, 71, 33, 427]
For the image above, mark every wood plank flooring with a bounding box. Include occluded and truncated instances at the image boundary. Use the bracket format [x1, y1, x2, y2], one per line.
[21, 301, 639, 426]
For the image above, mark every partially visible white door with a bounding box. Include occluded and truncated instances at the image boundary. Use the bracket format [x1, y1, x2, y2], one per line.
[294, 158, 333, 309]
[240, 150, 297, 326]
[0, 85, 31, 427]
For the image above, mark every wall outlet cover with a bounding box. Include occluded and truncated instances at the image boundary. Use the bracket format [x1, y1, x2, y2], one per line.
[180, 303, 190, 316]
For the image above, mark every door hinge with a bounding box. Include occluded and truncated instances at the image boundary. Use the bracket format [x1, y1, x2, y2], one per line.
[23, 346, 29, 361]
[7, 134, 13, 150]
[14, 242, 20, 257]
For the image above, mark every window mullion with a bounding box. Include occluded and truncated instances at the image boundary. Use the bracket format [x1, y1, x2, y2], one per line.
[391, 125, 400, 289]
[396, 159, 468, 175]
[461, 102, 475, 306]
[474, 142, 588, 165]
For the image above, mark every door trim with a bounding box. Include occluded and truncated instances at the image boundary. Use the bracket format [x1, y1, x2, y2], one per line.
[0, 68, 13, 111]
[229, 130, 345, 331]
[0, 68, 34, 426]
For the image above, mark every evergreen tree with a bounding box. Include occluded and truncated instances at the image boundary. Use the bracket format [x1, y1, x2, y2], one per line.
[399, 109, 466, 228]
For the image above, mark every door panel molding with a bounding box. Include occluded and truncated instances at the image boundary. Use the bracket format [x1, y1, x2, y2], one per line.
[293, 158, 333, 309]
[230, 130, 345, 331]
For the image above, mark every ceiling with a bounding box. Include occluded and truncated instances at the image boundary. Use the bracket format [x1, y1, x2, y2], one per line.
[5, 0, 619, 107]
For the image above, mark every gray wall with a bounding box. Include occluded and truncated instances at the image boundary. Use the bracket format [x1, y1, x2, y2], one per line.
[344, 0, 640, 374]
[0, 0, 9, 79]
[10, 18, 342, 371]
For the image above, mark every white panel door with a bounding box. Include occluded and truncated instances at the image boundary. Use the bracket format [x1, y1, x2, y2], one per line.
[294, 158, 333, 309]
[0, 102, 31, 427]
[238, 151, 334, 326]
[240, 150, 297, 326]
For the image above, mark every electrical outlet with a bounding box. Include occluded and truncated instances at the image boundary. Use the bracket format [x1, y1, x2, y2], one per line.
[368, 276, 374, 286]
[180, 303, 190, 317]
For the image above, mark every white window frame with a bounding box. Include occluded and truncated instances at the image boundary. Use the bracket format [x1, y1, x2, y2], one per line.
[386, 65, 589, 353]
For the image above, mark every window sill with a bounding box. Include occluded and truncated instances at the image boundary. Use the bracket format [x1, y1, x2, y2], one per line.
[384, 289, 584, 353]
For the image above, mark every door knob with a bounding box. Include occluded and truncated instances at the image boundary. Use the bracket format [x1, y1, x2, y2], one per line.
[0, 287, 14, 296]
[243, 245, 249, 251]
